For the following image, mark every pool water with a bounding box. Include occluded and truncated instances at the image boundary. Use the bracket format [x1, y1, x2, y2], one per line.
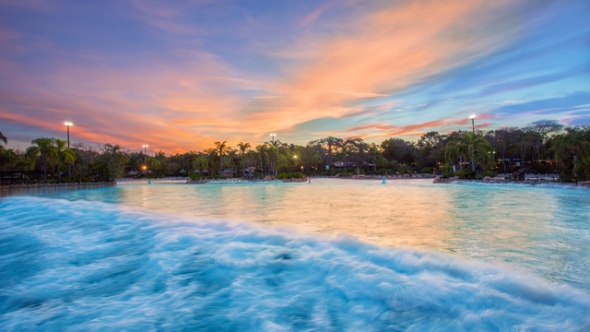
[1, 179, 589, 330]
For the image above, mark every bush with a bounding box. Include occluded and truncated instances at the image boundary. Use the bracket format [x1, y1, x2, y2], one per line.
[421, 167, 432, 174]
[441, 164, 454, 178]
[278, 172, 305, 179]
[400, 164, 411, 174]
[529, 161, 554, 174]
[189, 172, 205, 180]
[456, 169, 475, 179]
[374, 169, 390, 175]
[558, 172, 576, 183]
[389, 160, 400, 172]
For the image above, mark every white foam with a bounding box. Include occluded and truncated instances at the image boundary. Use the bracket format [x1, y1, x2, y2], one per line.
[1, 197, 589, 330]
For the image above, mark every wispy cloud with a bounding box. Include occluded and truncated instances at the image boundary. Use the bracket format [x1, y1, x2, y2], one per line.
[252, 0, 522, 132]
[1, 0, 588, 151]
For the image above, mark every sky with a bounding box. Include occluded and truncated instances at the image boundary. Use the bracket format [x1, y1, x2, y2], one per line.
[0, 0, 589, 154]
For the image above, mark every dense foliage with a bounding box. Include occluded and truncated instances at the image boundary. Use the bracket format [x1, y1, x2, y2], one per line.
[1, 120, 589, 184]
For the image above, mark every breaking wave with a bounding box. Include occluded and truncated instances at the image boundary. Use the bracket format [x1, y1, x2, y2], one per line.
[1, 197, 589, 331]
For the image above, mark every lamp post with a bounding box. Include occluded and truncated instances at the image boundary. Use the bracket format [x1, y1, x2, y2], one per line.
[142, 144, 148, 178]
[469, 114, 475, 134]
[64, 121, 73, 148]
[458, 129, 463, 171]
[468, 115, 476, 172]
[64, 121, 73, 181]
[270, 133, 276, 144]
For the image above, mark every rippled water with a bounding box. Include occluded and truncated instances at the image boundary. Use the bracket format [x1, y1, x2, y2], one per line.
[1, 178, 589, 330]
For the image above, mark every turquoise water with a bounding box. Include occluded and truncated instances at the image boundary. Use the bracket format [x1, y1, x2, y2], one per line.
[1, 179, 589, 330]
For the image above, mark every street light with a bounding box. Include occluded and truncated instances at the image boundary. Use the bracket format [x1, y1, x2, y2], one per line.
[64, 121, 73, 148]
[469, 114, 475, 134]
[64, 121, 73, 181]
[468, 115, 476, 172]
[293, 155, 298, 172]
[142, 144, 148, 178]
[270, 133, 276, 143]
[458, 129, 463, 171]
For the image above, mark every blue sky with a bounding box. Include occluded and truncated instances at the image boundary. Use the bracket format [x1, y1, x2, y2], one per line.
[0, 0, 588, 153]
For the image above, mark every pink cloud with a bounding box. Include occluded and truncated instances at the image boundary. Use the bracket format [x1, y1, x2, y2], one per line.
[346, 115, 499, 141]
[252, 0, 517, 133]
[299, 1, 336, 26]
[0, 0, 521, 152]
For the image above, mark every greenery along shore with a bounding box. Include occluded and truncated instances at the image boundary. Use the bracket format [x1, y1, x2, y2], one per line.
[1, 120, 589, 185]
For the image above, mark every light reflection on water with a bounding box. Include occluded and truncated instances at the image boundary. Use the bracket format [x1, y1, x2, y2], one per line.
[44, 178, 590, 291]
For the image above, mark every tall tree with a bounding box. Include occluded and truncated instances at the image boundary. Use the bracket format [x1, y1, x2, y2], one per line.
[368, 143, 381, 172]
[445, 134, 469, 171]
[530, 120, 564, 140]
[462, 132, 493, 172]
[237, 142, 251, 175]
[529, 120, 564, 164]
[309, 136, 344, 166]
[381, 138, 416, 166]
[0, 131, 6, 145]
[552, 126, 590, 180]
[226, 147, 238, 177]
[214, 141, 227, 175]
[27, 138, 57, 182]
[417, 131, 446, 171]
[344, 137, 367, 170]
[55, 138, 75, 182]
[204, 148, 217, 176]
[98, 144, 128, 181]
[193, 154, 209, 176]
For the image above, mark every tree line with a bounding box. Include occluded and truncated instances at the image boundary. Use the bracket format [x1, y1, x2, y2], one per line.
[1, 119, 589, 184]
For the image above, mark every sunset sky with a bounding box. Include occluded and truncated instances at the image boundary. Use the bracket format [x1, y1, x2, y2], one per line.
[1, 0, 589, 153]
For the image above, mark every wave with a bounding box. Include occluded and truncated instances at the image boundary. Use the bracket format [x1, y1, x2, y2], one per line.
[1, 197, 589, 331]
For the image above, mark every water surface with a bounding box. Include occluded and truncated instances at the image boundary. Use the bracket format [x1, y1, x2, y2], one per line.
[1, 179, 589, 330]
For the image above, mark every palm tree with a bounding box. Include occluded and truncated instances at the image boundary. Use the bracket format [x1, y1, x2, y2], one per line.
[266, 144, 279, 177]
[0, 131, 6, 145]
[214, 141, 227, 175]
[255, 144, 268, 177]
[226, 148, 239, 177]
[553, 127, 590, 180]
[55, 139, 75, 182]
[203, 148, 217, 177]
[193, 154, 209, 177]
[446, 132, 493, 173]
[445, 136, 468, 171]
[2, 149, 20, 185]
[237, 142, 251, 175]
[98, 144, 128, 181]
[27, 138, 57, 183]
[464, 132, 492, 172]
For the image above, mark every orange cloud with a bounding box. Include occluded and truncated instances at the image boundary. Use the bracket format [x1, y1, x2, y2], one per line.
[0, 0, 520, 153]
[247, 0, 518, 134]
[346, 114, 498, 141]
